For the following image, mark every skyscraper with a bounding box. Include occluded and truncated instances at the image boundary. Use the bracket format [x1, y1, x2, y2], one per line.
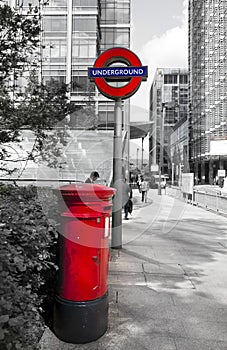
[188, 0, 227, 184]
[149, 68, 188, 177]
[40, 0, 130, 128]
[41, 1, 100, 102]
[9, 0, 130, 128]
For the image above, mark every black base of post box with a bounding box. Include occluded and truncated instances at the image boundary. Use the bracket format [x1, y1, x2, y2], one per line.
[52, 292, 108, 344]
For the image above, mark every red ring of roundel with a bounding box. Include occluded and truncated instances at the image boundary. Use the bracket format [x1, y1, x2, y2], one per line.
[93, 47, 142, 100]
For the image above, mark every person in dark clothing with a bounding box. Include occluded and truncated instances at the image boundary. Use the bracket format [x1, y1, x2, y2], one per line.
[85, 171, 100, 183]
[122, 178, 132, 220]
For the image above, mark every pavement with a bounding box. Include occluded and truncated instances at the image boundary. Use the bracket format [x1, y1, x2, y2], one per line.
[40, 189, 227, 350]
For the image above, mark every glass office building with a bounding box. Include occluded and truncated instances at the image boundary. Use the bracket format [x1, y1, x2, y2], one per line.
[149, 68, 189, 177]
[98, 0, 130, 128]
[188, 0, 227, 184]
[11, 0, 131, 127]
[36, 0, 130, 128]
[6, 0, 131, 181]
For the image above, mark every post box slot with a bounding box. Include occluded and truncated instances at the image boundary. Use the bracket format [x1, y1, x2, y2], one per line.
[103, 206, 112, 212]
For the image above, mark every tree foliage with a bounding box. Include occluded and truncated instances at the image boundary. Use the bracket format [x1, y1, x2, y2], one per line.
[0, 184, 58, 349]
[0, 1, 41, 83]
[0, 2, 78, 175]
[0, 1, 98, 176]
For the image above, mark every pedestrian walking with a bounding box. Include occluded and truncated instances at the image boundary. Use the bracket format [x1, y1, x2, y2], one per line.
[140, 176, 149, 202]
[136, 174, 141, 193]
[85, 171, 100, 183]
[122, 178, 132, 220]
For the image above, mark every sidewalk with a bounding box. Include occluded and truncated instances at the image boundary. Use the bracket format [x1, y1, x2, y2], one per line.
[40, 189, 227, 350]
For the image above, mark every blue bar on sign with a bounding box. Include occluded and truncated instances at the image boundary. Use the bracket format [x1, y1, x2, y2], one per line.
[88, 66, 148, 79]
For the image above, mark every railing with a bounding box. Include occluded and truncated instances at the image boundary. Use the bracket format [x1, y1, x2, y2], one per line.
[193, 190, 227, 216]
[166, 185, 182, 199]
[166, 185, 227, 216]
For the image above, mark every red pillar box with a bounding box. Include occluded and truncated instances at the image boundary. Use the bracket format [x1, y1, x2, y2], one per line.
[53, 183, 115, 344]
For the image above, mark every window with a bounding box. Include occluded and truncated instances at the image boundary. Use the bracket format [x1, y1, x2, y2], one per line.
[48, 0, 67, 6]
[43, 39, 66, 61]
[73, 0, 97, 6]
[72, 38, 96, 58]
[18, 0, 40, 6]
[71, 76, 95, 94]
[43, 76, 66, 84]
[43, 16, 67, 32]
[180, 74, 188, 84]
[101, 28, 129, 49]
[72, 76, 88, 92]
[73, 16, 97, 32]
[100, 0, 130, 24]
[164, 74, 177, 84]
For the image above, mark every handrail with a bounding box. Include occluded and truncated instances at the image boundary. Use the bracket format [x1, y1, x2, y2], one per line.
[166, 185, 227, 216]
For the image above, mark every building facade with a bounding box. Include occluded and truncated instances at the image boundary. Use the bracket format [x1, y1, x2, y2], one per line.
[98, 0, 130, 128]
[170, 116, 189, 185]
[149, 68, 188, 177]
[11, 0, 131, 128]
[188, 0, 227, 184]
[5, 0, 131, 181]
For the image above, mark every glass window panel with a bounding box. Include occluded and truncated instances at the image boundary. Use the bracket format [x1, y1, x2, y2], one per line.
[72, 42, 79, 57]
[115, 32, 129, 45]
[180, 75, 188, 84]
[73, 17, 96, 32]
[43, 39, 66, 59]
[105, 8, 115, 22]
[80, 45, 88, 57]
[164, 74, 177, 84]
[89, 44, 96, 57]
[105, 30, 114, 43]
[43, 76, 66, 84]
[48, 0, 67, 6]
[71, 76, 89, 92]
[43, 16, 67, 32]
[98, 112, 107, 122]
[73, 0, 97, 5]
[18, 0, 39, 6]
[116, 7, 130, 23]
[72, 38, 96, 58]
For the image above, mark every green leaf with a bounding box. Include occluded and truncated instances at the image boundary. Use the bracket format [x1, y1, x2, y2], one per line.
[0, 326, 5, 340]
[8, 316, 25, 327]
[0, 314, 9, 324]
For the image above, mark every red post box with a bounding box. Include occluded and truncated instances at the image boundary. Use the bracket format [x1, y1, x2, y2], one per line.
[53, 183, 115, 344]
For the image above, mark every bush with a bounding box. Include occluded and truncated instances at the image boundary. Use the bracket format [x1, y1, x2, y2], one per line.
[0, 184, 58, 350]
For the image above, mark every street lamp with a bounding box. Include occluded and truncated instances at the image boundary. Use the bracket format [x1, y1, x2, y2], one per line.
[158, 104, 166, 195]
[136, 147, 139, 169]
[158, 101, 177, 195]
[141, 137, 144, 171]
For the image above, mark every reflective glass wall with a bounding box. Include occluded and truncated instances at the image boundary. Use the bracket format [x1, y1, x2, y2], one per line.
[17, 0, 131, 128]
[42, 0, 100, 99]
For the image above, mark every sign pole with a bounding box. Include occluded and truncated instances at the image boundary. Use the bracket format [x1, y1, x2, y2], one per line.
[88, 47, 148, 250]
[111, 98, 123, 249]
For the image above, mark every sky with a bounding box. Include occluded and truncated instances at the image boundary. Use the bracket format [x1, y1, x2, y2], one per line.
[130, 0, 188, 118]
[129, 0, 188, 159]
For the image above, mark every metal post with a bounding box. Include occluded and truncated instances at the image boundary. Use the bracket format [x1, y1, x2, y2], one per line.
[171, 162, 174, 185]
[111, 98, 123, 249]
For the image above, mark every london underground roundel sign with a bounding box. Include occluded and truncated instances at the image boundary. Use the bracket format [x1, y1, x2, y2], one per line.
[88, 47, 148, 100]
